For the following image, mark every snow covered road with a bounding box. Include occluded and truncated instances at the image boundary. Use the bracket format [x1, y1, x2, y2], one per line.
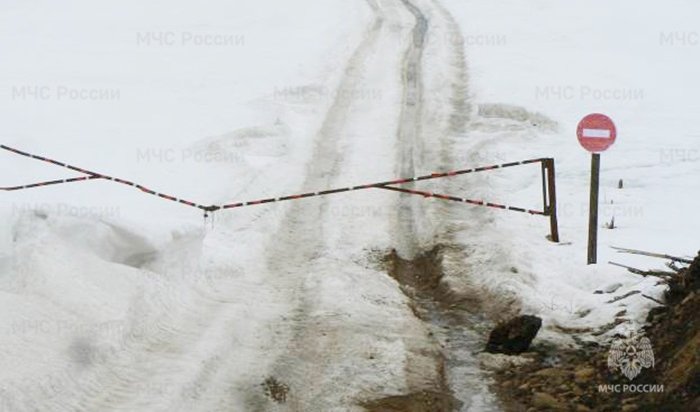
[5, 0, 699, 410]
[2, 0, 491, 411]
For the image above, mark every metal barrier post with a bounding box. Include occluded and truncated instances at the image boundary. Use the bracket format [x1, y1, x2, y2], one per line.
[542, 158, 560, 243]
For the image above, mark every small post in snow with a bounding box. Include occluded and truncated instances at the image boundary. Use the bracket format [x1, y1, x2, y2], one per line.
[576, 113, 617, 264]
[541, 158, 560, 242]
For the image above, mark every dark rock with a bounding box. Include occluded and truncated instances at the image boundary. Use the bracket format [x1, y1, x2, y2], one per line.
[646, 306, 668, 322]
[486, 315, 542, 355]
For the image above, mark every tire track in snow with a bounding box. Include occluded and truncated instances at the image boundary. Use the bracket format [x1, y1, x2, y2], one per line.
[390, 1, 502, 410]
[243, 2, 393, 410]
[394, 0, 428, 258]
[244, 0, 449, 410]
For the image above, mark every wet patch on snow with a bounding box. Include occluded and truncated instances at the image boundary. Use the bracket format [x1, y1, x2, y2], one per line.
[380, 245, 502, 411]
[472, 103, 559, 133]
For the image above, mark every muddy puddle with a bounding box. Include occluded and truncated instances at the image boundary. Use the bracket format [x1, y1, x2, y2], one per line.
[368, 246, 502, 411]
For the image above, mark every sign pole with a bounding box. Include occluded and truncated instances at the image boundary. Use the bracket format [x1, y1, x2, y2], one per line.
[577, 113, 616, 265]
[587, 153, 601, 264]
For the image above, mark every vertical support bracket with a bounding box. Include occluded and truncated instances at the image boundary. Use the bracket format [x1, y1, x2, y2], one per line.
[541, 158, 560, 243]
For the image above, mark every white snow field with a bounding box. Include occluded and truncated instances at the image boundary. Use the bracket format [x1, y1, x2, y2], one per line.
[1, 0, 699, 411]
[440, 0, 700, 345]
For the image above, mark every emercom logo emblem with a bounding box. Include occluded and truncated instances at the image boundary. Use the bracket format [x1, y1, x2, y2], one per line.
[607, 335, 655, 380]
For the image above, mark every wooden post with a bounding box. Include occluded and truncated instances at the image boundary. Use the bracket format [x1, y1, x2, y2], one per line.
[541, 159, 559, 243]
[587, 153, 601, 264]
[545, 158, 559, 243]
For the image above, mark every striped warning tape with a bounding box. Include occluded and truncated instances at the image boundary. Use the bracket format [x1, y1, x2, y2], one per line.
[2, 175, 104, 191]
[217, 158, 546, 210]
[2, 145, 104, 178]
[377, 185, 546, 215]
[1, 144, 211, 211]
[1, 144, 549, 216]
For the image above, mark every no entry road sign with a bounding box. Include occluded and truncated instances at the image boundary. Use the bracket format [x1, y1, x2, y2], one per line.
[577, 113, 617, 153]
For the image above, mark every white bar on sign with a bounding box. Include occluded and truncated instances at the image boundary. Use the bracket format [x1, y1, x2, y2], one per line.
[582, 128, 611, 139]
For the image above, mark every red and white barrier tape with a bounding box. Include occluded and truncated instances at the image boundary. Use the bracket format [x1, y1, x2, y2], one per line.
[216, 158, 545, 210]
[2, 144, 548, 216]
[2, 175, 104, 191]
[378, 185, 545, 215]
[1, 144, 210, 211]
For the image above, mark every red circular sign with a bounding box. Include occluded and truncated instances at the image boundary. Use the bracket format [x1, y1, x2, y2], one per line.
[576, 113, 617, 153]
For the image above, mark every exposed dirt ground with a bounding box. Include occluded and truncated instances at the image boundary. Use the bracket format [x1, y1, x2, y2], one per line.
[363, 390, 461, 412]
[491, 252, 700, 412]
